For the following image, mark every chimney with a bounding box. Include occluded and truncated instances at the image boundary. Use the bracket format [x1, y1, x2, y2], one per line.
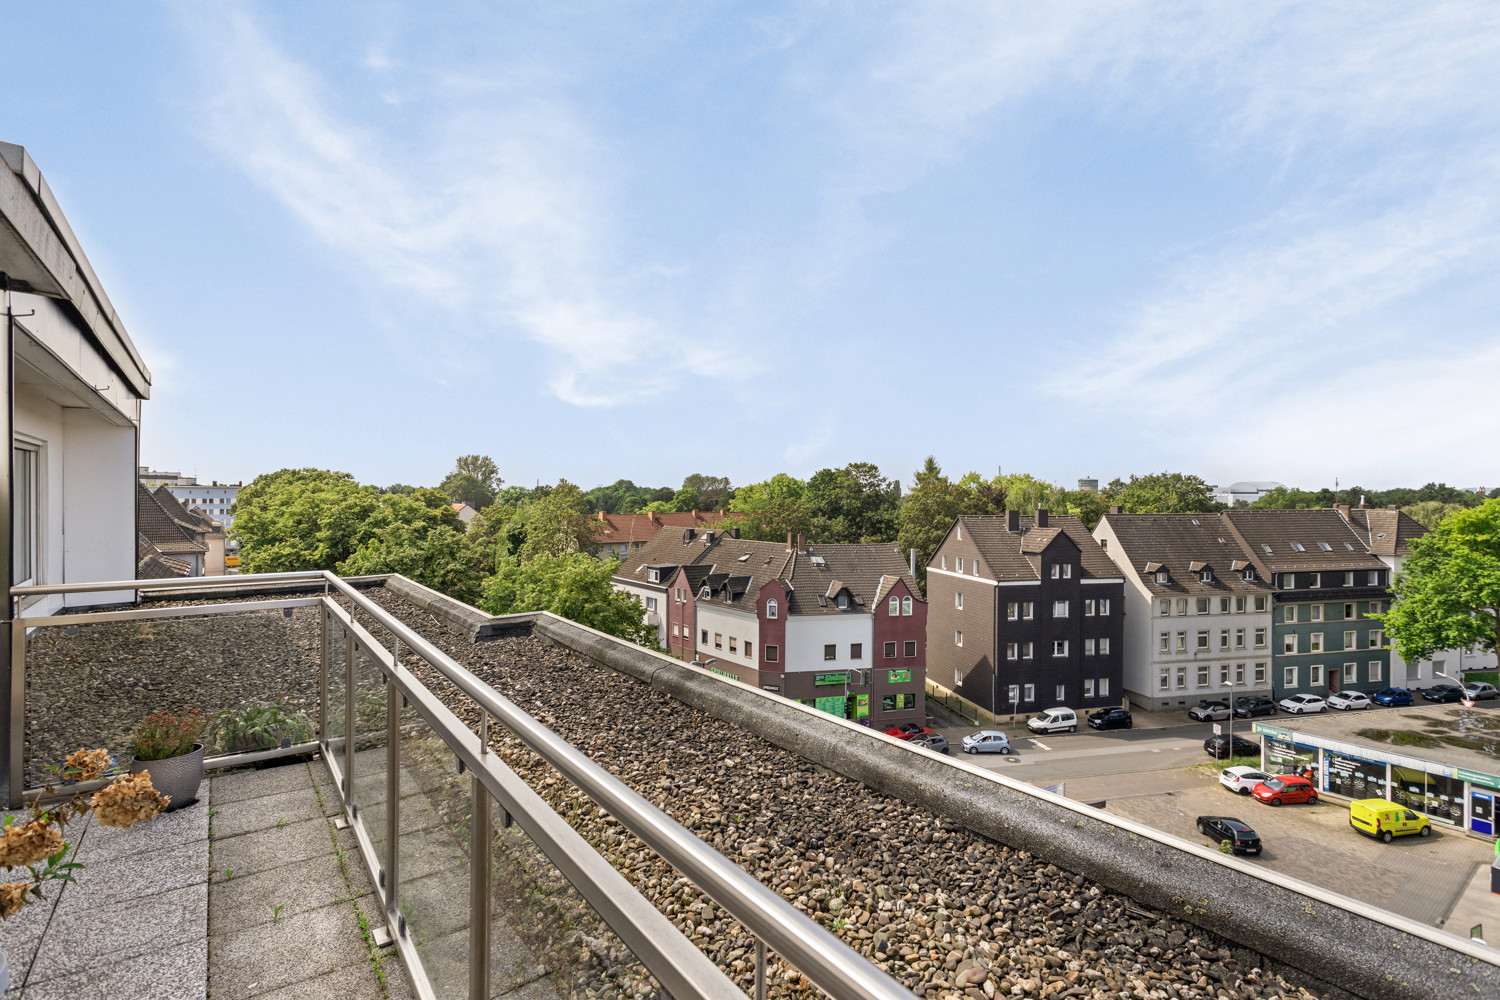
[597, 510, 607, 521]
[1333, 503, 1352, 522]
[730, 526, 740, 539]
[691, 509, 699, 519]
[1386, 504, 1399, 511]
[797, 533, 805, 553]
[787, 531, 795, 552]
[1036, 507, 1049, 528]
[649, 511, 660, 526]
[910, 548, 917, 577]
[1358, 494, 1370, 509]
[1109, 505, 1123, 515]
[683, 528, 695, 544]
[1006, 509, 1020, 532]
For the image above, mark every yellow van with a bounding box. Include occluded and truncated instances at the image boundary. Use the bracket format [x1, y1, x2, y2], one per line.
[1349, 799, 1431, 843]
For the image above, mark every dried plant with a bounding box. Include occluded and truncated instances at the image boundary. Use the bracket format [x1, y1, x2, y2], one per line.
[131, 708, 207, 763]
[0, 750, 167, 919]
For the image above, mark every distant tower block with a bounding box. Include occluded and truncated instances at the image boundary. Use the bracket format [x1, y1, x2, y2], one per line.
[1078, 478, 1099, 492]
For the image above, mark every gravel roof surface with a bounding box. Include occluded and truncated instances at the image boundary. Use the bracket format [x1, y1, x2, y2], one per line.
[345, 588, 1326, 1000]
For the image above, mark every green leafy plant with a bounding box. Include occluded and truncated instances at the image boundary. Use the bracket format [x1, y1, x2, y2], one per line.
[273, 903, 285, 921]
[1219, 840, 1234, 854]
[211, 699, 314, 754]
[131, 709, 207, 762]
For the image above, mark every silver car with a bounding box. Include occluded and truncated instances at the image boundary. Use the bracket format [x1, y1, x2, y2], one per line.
[1463, 682, 1499, 701]
[961, 731, 1015, 755]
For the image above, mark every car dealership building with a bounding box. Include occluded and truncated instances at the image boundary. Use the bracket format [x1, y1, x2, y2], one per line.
[1252, 705, 1500, 840]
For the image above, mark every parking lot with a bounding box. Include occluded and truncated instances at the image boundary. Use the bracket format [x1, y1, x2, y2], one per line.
[1055, 767, 1495, 928]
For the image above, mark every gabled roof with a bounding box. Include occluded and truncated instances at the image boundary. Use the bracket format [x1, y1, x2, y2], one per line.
[1220, 509, 1384, 573]
[591, 510, 740, 546]
[1098, 513, 1271, 596]
[136, 532, 191, 578]
[137, 483, 208, 555]
[613, 529, 921, 616]
[946, 514, 1118, 582]
[1349, 508, 1426, 557]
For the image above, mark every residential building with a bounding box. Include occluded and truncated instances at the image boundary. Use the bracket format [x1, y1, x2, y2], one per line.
[590, 509, 738, 560]
[1219, 508, 1394, 699]
[613, 529, 927, 728]
[1341, 503, 1496, 678]
[1212, 481, 1285, 507]
[2, 141, 150, 614]
[927, 510, 1124, 717]
[137, 483, 225, 576]
[1093, 510, 1276, 711]
[138, 467, 196, 487]
[165, 480, 242, 534]
[450, 501, 479, 527]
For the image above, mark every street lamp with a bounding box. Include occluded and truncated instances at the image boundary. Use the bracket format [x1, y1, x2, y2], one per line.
[1434, 670, 1473, 708]
[690, 656, 718, 670]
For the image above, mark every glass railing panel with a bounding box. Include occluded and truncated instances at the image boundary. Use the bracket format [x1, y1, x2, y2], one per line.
[488, 799, 668, 1000]
[395, 702, 473, 1000]
[326, 619, 348, 777]
[351, 643, 389, 861]
[22, 606, 320, 789]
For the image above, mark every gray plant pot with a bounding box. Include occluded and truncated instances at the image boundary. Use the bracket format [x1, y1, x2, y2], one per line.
[130, 743, 205, 812]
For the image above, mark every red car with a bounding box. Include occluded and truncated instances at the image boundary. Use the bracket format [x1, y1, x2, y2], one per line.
[1251, 775, 1318, 807]
[884, 723, 930, 741]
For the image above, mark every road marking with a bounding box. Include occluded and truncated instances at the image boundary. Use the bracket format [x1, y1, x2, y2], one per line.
[1029, 739, 1052, 750]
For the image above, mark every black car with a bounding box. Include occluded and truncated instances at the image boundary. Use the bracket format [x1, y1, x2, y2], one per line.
[1088, 707, 1133, 730]
[1204, 734, 1260, 759]
[1421, 684, 1465, 703]
[1233, 697, 1277, 718]
[1196, 815, 1262, 855]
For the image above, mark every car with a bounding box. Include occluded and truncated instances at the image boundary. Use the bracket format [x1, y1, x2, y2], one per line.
[1219, 765, 1274, 795]
[1088, 707, 1133, 730]
[1233, 697, 1277, 718]
[884, 722, 931, 741]
[1196, 816, 1263, 855]
[1188, 701, 1231, 722]
[1420, 684, 1465, 703]
[910, 734, 950, 754]
[1463, 681, 1500, 702]
[1348, 798, 1431, 842]
[961, 730, 1015, 755]
[1204, 734, 1260, 759]
[1251, 774, 1318, 806]
[1371, 687, 1414, 707]
[1278, 693, 1327, 715]
[1326, 691, 1371, 711]
[1026, 707, 1078, 735]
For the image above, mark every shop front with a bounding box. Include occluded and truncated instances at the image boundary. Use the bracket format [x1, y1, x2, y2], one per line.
[1323, 750, 1389, 802]
[1263, 735, 1318, 779]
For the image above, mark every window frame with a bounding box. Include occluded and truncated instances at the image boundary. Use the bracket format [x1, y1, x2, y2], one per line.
[764, 644, 779, 663]
[766, 598, 779, 619]
[823, 643, 836, 661]
[903, 639, 917, 658]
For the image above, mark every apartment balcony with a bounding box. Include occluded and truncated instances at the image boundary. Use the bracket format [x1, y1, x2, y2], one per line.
[0, 573, 1496, 1000]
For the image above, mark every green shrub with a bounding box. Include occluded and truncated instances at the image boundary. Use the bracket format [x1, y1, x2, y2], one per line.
[132, 709, 207, 762]
[211, 700, 314, 754]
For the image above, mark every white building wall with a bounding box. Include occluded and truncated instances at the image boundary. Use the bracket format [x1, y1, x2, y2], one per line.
[61, 409, 136, 605]
[612, 580, 666, 647]
[782, 614, 874, 674]
[693, 605, 759, 669]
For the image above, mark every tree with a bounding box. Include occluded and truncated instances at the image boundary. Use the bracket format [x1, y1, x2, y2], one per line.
[452, 454, 502, 494]
[440, 472, 494, 511]
[1378, 498, 1500, 664]
[670, 487, 702, 512]
[730, 473, 814, 542]
[997, 473, 1064, 515]
[517, 480, 596, 560]
[337, 524, 494, 606]
[478, 553, 654, 644]
[232, 469, 461, 573]
[1402, 501, 1466, 530]
[805, 462, 901, 543]
[1103, 472, 1221, 514]
[681, 474, 732, 510]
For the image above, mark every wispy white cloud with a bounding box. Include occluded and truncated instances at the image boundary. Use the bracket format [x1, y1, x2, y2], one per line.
[176, 4, 744, 406]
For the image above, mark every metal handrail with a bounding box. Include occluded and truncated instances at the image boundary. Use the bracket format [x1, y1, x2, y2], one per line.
[11, 571, 918, 1000]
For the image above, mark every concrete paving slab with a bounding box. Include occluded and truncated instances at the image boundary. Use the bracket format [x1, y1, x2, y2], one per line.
[209, 785, 325, 840]
[31, 881, 206, 984]
[1440, 860, 1500, 950]
[19, 936, 206, 1000]
[0, 888, 54, 992]
[62, 839, 208, 912]
[495, 978, 565, 999]
[207, 901, 371, 1000]
[243, 958, 386, 1000]
[73, 795, 209, 866]
[208, 763, 317, 806]
[209, 853, 365, 934]
[209, 815, 335, 879]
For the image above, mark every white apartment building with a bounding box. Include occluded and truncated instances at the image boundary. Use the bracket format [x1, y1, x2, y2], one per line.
[1094, 511, 1276, 712]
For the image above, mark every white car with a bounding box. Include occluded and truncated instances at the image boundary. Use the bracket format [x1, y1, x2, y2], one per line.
[1026, 707, 1078, 734]
[1326, 691, 1371, 711]
[1219, 765, 1273, 795]
[961, 731, 1015, 755]
[1278, 693, 1327, 715]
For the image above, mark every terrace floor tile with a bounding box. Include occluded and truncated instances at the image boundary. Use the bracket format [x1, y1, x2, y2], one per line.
[208, 785, 325, 840]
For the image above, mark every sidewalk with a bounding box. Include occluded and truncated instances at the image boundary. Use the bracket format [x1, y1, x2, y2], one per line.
[1442, 861, 1500, 950]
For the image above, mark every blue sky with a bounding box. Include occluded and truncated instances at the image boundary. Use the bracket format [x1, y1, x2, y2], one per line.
[8, 2, 1499, 491]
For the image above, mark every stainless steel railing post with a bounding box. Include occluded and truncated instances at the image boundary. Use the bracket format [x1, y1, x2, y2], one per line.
[7, 621, 24, 810]
[756, 938, 767, 1000]
[468, 772, 491, 1000]
[344, 627, 356, 805]
[318, 604, 329, 745]
[385, 664, 400, 921]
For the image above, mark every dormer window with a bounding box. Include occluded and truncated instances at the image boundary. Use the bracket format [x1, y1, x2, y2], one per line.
[902, 596, 913, 616]
[766, 598, 778, 619]
[1155, 570, 1169, 584]
[647, 569, 660, 583]
[836, 593, 849, 610]
[1199, 569, 1213, 583]
[1242, 568, 1255, 582]
[1051, 563, 1073, 579]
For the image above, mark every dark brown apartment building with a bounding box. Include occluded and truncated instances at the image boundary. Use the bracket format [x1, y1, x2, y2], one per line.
[926, 510, 1125, 715]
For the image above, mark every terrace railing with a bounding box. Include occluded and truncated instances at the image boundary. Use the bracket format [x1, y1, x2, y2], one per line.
[6, 572, 917, 1000]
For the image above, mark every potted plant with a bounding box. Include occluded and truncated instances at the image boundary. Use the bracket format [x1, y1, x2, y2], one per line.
[211, 698, 314, 754]
[129, 709, 207, 812]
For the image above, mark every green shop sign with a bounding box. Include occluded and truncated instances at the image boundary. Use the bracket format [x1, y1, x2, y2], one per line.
[856, 694, 869, 719]
[814, 672, 849, 686]
[888, 669, 912, 684]
[1252, 724, 1294, 741]
[709, 666, 738, 680]
[1456, 768, 1500, 790]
